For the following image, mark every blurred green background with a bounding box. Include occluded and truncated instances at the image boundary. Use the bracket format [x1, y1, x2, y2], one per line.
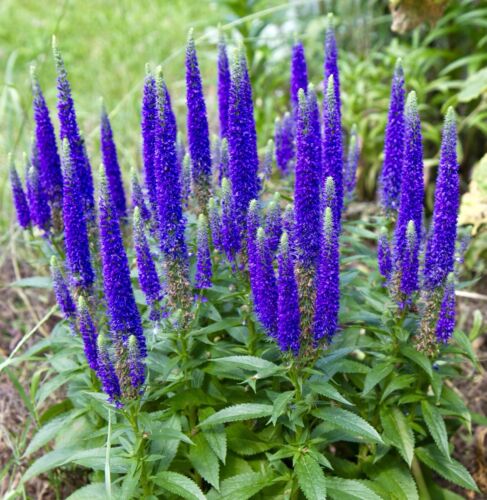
[1, 0, 486, 240]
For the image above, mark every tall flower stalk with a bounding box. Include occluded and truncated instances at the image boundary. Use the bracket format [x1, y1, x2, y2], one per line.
[10, 157, 31, 230]
[218, 31, 231, 138]
[195, 214, 212, 289]
[186, 30, 212, 213]
[290, 40, 308, 115]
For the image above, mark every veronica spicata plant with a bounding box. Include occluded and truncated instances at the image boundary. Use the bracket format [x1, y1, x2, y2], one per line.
[7, 21, 480, 500]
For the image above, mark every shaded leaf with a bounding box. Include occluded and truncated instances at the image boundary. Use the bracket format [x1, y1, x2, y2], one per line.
[295, 454, 327, 500]
[153, 471, 206, 500]
[199, 404, 273, 427]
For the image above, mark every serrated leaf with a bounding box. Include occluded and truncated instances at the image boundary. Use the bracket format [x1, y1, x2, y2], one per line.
[416, 445, 479, 492]
[66, 483, 120, 500]
[326, 477, 381, 500]
[227, 423, 275, 456]
[191, 317, 242, 337]
[270, 391, 294, 424]
[372, 462, 418, 500]
[200, 408, 227, 464]
[211, 471, 273, 499]
[313, 407, 383, 444]
[421, 401, 450, 460]
[153, 471, 206, 500]
[453, 330, 479, 367]
[362, 362, 393, 397]
[188, 434, 219, 489]
[380, 408, 415, 467]
[400, 345, 432, 378]
[199, 404, 273, 427]
[309, 381, 354, 405]
[295, 454, 327, 500]
[211, 356, 277, 371]
[380, 375, 415, 402]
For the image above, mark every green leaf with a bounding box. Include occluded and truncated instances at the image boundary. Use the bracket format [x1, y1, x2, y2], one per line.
[400, 345, 432, 378]
[209, 471, 273, 499]
[313, 407, 383, 444]
[326, 477, 381, 500]
[199, 404, 273, 427]
[416, 445, 479, 492]
[200, 408, 227, 464]
[380, 375, 415, 402]
[270, 391, 294, 424]
[191, 317, 242, 337]
[421, 401, 450, 460]
[309, 381, 354, 406]
[380, 408, 415, 467]
[66, 483, 120, 500]
[362, 362, 393, 397]
[372, 462, 418, 500]
[10, 276, 52, 288]
[153, 471, 206, 500]
[227, 423, 275, 456]
[453, 330, 479, 367]
[295, 454, 327, 500]
[211, 356, 277, 371]
[189, 434, 220, 489]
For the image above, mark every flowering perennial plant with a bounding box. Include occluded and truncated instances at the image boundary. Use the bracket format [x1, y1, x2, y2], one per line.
[9, 23, 479, 500]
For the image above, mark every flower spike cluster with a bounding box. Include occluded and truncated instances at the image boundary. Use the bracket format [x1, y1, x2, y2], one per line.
[98, 166, 146, 356]
[133, 206, 163, 321]
[277, 232, 301, 353]
[141, 70, 158, 217]
[380, 59, 405, 211]
[435, 276, 455, 343]
[100, 103, 127, 219]
[186, 30, 212, 213]
[77, 296, 98, 371]
[265, 193, 282, 254]
[131, 169, 151, 224]
[30, 66, 63, 209]
[294, 86, 322, 268]
[392, 91, 424, 299]
[53, 37, 95, 219]
[96, 334, 121, 405]
[10, 158, 31, 229]
[423, 108, 459, 291]
[50, 256, 76, 324]
[26, 159, 51, 233]
[227, 47, 260, 237]
[324, 15, 341, 120]
[274, 113, 295, 174]
[61, 139, 94, 291]
[290, 41, 308, 114]
[218, 31, 231, 138]
[220, 177, 240, 261]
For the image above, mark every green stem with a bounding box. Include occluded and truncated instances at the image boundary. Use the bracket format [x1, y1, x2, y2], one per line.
[412, 456, 431, 500]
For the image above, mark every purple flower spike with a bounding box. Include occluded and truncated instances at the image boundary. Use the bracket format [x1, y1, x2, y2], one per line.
[250, 227, 278, 337]
[141, 69, 158, 218]
[101, 103, 127, 219]
[131, 169, 151, 224]
[228, 47, 260, 238]
[344, 125, 360, 204]
[323, 76, 343, 224]
[53, 37, 94, 219]
[133, 206, 162, 321]
[290, 40, 308, 114]
[218, 31, 231, 138]
[282, 204, 296, 255]
[61, 140, 94, 291]
[30, 66, 62, 208]
[314, 207, 340, 342]
[265, 192, 282, 254]
[392, 91, 424, 299]
[324, 15, 341, 120]
[195, 214, 212, 289]
[96, 334, 121, 404]
[186, 30, 212, 212]
[128, 335, 145, 390]
[220, 177, 240, 261]
[274, 113, 295, 175]
[435, 275, 455, 343]
[50, 255, 76, 322]
[26, 161, 51, 233]
[262, 139, 274, 182]
[99, 166, 146, 356]
[378, 229, 392, 281]
[423, 108, 459, 291]
[277, 232, 301, 353]
[247, 199, 261, 296]
[295, 86, 322, 268]
[77, 296, 98, 371]
[154, 69, 187, 262]
[380, 60, 405, 211]
[10, 157, 31, 229]
[208, 197, 222, 251]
